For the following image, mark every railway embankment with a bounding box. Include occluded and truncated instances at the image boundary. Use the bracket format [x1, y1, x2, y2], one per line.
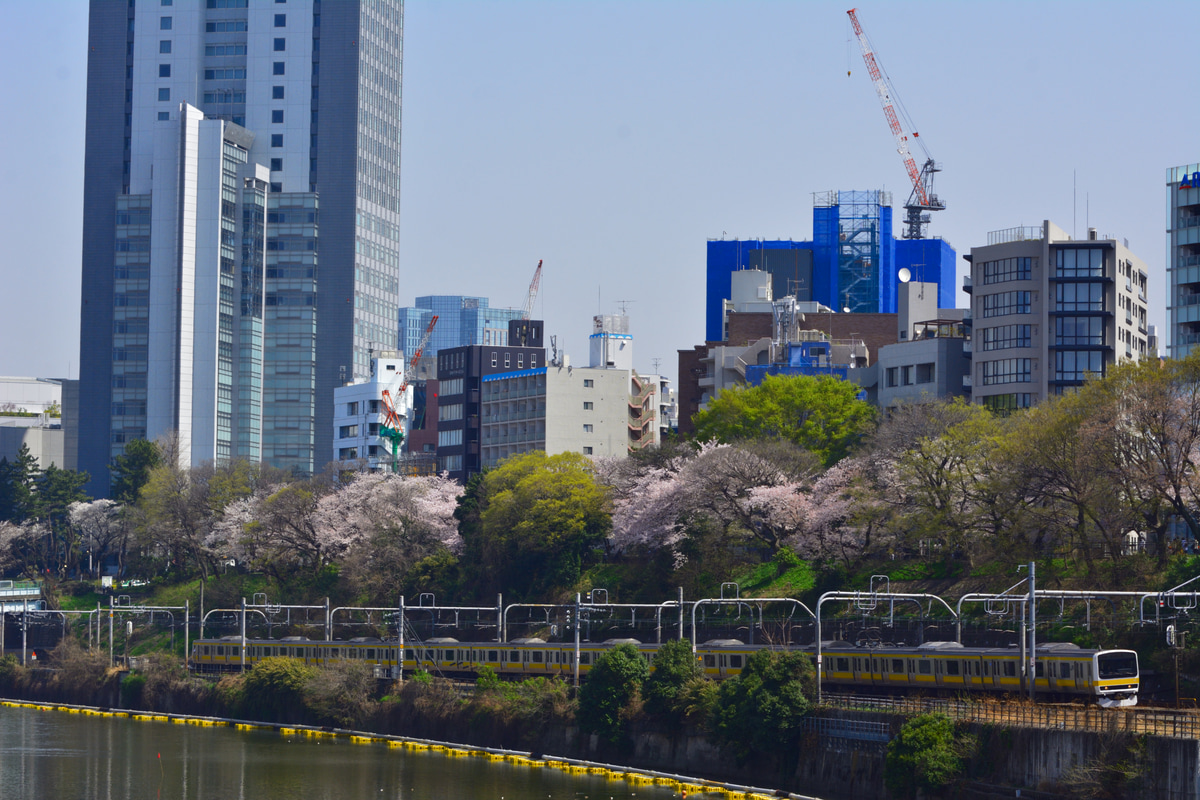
[5, 652, 1200, 798]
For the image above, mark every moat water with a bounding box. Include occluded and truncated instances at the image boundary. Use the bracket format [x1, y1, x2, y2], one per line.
[0, 705, 682, 799]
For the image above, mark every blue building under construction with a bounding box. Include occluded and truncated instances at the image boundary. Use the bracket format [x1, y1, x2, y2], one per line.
[706, 190, 956, 342]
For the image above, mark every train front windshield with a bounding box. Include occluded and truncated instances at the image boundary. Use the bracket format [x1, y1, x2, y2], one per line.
[1097, 652, 1138, 679]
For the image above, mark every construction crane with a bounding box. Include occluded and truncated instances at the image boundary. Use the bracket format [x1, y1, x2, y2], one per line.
[380, 314, 438, 473]
[521, 259, 543, 320]
[847, 8, 944, 240]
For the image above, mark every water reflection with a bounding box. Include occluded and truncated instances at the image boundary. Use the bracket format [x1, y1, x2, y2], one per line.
[0, 706, 678, 800]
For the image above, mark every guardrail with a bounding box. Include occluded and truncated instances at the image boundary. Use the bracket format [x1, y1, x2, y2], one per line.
[821, 693, 1200, 740]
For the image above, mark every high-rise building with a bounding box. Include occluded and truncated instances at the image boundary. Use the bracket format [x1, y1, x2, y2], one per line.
[398, 296, 524, 360]
[965, 221, 1149, 411]
[78, 0, 404, 494]
[1167, 163, 1200, 358]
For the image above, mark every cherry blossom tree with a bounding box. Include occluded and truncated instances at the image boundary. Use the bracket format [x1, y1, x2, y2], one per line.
[68, 499, 131, 578]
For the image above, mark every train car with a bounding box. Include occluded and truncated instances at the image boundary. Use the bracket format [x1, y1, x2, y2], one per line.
[189, 635, 1138, 706]
[817, 640, 1138, 707]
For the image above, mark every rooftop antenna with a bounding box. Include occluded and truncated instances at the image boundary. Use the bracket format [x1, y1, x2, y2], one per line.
[615, 300, 634, 316]
[651, 357, 662, 374]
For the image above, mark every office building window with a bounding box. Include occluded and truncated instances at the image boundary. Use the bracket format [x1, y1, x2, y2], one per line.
[517, 353, 524, 368]
[158, 88, 170, 101]
[1055, 316, 1105, 346]
[275, 13, 286, 26]
[583, 379, 594, 388]
[1056, 248, 1105, 278]
[274, 38, 286, 51]
[504, 354, 510, 368]
[982, 257, 1034, 285]
[160, 16, 172, 29]
[583, 424, 593, 433]
[270, 158, 283, 171]
[158, 111, 170, 120]
[982, 291, 1031, 318]
[272, 110, 284, 123]
[583, 402, 593, 410]
[159, 40, 172, 53]
[982, 394, 1033, 415]
[583, 447, 594, 455]
[273, 62, 285, 75]
[159, 64, 171, 77]
[1055, 282, 1104, 312]
[271, 134, 283, 147]
[982, 358, 1033, 385]
[981, 324, 1032, 351]
[1055, 350, 1104, 383]
[885, 367, 898, 388]
[530, 354, 537, 368]
[269, 182, 282, 193]
[272, 85, 285, 99]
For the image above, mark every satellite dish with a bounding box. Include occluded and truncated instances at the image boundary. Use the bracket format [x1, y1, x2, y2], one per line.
[898, 268, 912, 283]
[843, 307, 851, 314]
[1168, 624, 1177, 647]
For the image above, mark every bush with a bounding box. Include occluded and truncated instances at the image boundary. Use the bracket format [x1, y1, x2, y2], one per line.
[884, 713, 968, 799]
[121, 673, 147, 708]
[0, 654, 23, 692]
[642, 639, 701, 721]
[239, 656, 316, 723]
[577, 644, 649, 743]
[709, 649, 814, 762]
[305, 661, 376, 728]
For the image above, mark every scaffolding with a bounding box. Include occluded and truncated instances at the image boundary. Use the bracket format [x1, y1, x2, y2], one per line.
[813, 190, 892, 313]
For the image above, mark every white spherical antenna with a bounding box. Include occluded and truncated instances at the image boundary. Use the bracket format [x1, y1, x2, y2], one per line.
[898, 268, 912, 283]
[843, 307, 851, 313]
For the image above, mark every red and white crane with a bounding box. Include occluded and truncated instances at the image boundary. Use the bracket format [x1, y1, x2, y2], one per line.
[847, 8, 944, 239]
[521, 259, 543, 320]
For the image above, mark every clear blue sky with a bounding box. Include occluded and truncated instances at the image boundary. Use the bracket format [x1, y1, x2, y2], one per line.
[2, 0, 1197, 386]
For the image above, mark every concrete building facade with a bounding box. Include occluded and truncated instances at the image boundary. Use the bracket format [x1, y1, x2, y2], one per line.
[965, 221, 1149, 412]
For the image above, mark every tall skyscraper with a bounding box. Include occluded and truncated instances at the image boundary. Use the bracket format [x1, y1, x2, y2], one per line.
[78, 0, 403, 494]
[397, 296, 523, 360]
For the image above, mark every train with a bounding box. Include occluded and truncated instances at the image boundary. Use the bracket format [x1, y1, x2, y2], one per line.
[189, 635, 1140, 707]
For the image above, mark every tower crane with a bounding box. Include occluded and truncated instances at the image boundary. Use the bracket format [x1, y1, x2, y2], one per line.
[847, 8, 944, 240]
[380, 314, 438, 473]
[521, 259, 543, 320]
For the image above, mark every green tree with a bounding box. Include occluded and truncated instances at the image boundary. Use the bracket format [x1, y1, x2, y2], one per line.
[458, 451, 611, 599]
[0, 444, 42, 522]
[884, 713, 968, 799]
[238, 656, 317, 723]
[33, 465, 90, 577]
[110, 439, 162, 505]
[692, 374, 874, 467]
[709, 649, 814, 762]
[642, 638, 701, 721]
[577, 643, 649, 743]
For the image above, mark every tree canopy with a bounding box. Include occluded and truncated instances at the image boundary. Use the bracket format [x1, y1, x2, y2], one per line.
[457, 451, 611, 599]
[692, 374, 874, 467]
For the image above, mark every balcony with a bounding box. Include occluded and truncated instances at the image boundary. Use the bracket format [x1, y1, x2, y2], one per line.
[962, 374, 973, 390]
[962, 340, 972, 356]
[962, 274, 973, 294]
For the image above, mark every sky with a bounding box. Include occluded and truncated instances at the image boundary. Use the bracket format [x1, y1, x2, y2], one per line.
[1, 0, 1198, 388]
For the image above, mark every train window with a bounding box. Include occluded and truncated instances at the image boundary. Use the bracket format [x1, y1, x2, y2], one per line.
[918, 660, 931, 675]
[364, 648, 373, 659]
[892, 659, 904, 673]
[1003, 662, 1016, 677]
[946, 661, 959, 676]
[217, 646, 225, 656]
[836, 657, 849, 672]
[730, 655, 743, 668]
[532, 652, 543, 663]
[703, 655, 716, 668]
[1035, 662, 1044, 678]
[202, 646, 210, 656]
[1061, 663, 1072, 679]
[581, 653, 591, 665]
[405, 649, 415, 661]
[487, 650, 498, 662]
[982, 662, 989, 676]
[508, 651, 519, 662]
